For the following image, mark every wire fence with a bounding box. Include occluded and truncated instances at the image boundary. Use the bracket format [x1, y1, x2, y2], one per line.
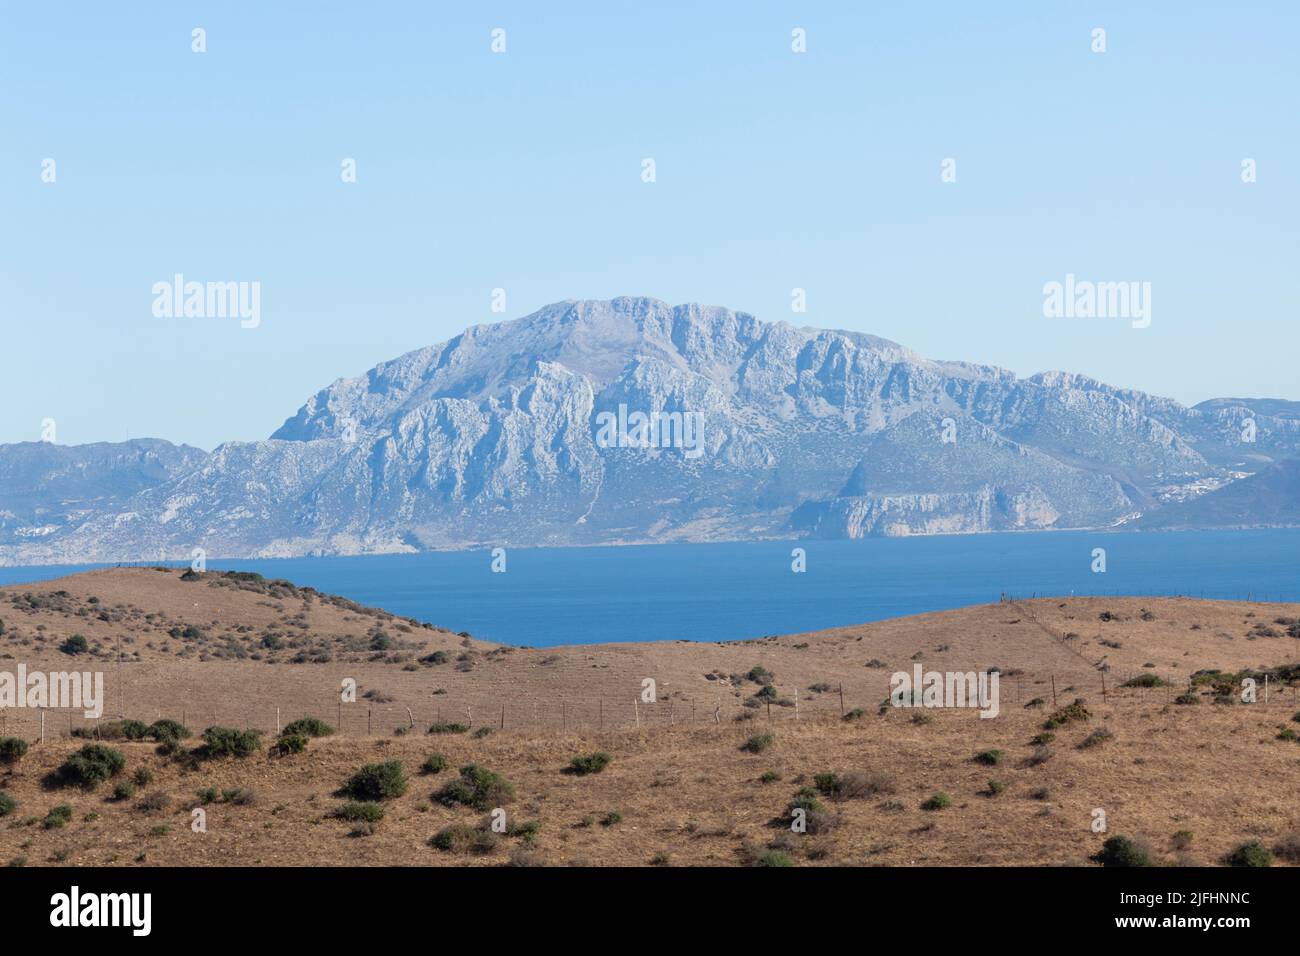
[3, 668, 1298, 745]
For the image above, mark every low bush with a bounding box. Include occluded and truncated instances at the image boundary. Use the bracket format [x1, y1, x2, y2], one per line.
[136, 791, 170, 814]
[921, 792, 952, 811]
[1224, 841, 1273, 867]
[112, 781, 136, 801]
[334, 801, 385, 823]
[1095, 836, 1151, 867]
[275, 734, 308, 755]
[1121, 673, 1167, 688]
[427, 721, 470, 735]
[280, 717, 334, 738]
[0, 737, 29, 765]
[974, 749, 1003, 766]
[0, 792, 16, 817]
[421, 754, 448, 775]
[200, 727, 262, 758]
[56, 744, 126, 788]
[341, 760, 408, 801]
[567, 752, 611, 776]
[43, 804, 73, 829]
[60, 634, 89, 655]
[742, 733, 774, 754]
[1044, 699, 1091, 729]
[435, 764, 513, 810]
[1078, 729, 1114, 749]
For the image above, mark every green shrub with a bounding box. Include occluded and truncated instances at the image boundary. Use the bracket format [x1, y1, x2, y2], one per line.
[196, 787, 218, 805]
[601, 811, 623, 827]
[987, 779, 1006, 796]
[112, 781, 136, 801]
[132, 767, 153, 787]
[1277, 728, 1298, 742]
[60, 634, 89, 655]
[275, 734, 308, 755]
[435, 764, 514, 810]
[1121, 674, 1167, 688]
[0, 792, 15, 817]
[1078, 729, 1113, 749]
[75, 719, 149, 741]
[921, 792, 951, 811]
[567, 752, 611, 776]
[759, 771, 781, 784]
[756, 851, 794, 867]
[1172, 830, 1194, 850]
[341, 760, 408, 801]
[742, 733, 774, 754]
[280, 717, 334, 738]
[974, 749, 1003, 766]
[1030, 732, 1056, 745]
[334, 801, 385, 823]
[0, 737, 29, 765]
[427, 721, 470, 735]
[56, 744, 126, 788]
[1044, 699, 1091, 729]
[429, 823, 479, 853]
[421, 753, 449, 775]
[43, 804, 73, 829]
[200, 726, 262, 758]
[1095, 836, 1151, 867]
[146, 719, 191, 744]
[842, 708, 866, 721]
[788, 786, 823, 814]
[1224, 841, 1273, 867]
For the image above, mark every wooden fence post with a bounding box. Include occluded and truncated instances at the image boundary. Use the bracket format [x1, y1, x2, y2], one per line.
[1051, 675, 1057, 707]
[838, 683, 845, 717]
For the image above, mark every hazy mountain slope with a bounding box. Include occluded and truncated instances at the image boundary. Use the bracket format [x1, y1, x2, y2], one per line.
[2, 297, 1298, 564]
[1138, 459, 1300, 530]
[0, 440, 208, 550]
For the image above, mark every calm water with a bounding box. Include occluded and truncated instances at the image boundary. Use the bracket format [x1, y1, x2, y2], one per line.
[2, 530, 1298, 647]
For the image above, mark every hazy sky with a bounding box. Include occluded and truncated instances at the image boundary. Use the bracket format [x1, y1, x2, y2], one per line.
[3, 2, 1297, 450]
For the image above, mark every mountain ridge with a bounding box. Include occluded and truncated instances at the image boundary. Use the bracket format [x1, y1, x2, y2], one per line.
[3, 297, 1299, 565]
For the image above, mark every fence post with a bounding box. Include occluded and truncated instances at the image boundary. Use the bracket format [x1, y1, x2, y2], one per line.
[794, 688, 800, 721]
[1101, 674, 1106, 703]
[634, 697, 639, 729]
[838, 683, 845, 717]
[1051, 675, 1057, 707]
[500, 704, 505, 730]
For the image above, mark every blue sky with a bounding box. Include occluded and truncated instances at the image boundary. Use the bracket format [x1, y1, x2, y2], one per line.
[2, 1, 1297, 450]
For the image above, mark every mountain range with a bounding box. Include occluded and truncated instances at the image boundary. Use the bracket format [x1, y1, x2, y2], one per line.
[3, 296, 1299, 566]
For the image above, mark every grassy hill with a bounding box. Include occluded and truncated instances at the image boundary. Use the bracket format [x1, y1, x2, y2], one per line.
[0, 568, 1297, 867]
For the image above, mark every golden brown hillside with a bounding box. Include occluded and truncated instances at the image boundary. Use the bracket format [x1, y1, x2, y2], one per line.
[0, 568, 1297, 867]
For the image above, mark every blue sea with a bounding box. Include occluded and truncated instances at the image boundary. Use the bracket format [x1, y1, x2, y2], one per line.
[2, 530, 1298, 647]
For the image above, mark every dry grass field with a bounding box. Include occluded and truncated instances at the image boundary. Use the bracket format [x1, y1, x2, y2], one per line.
[0, 567, 1298, 867]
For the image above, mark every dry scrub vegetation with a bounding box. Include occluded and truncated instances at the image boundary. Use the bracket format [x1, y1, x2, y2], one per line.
[0, 568, 1297, 867]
